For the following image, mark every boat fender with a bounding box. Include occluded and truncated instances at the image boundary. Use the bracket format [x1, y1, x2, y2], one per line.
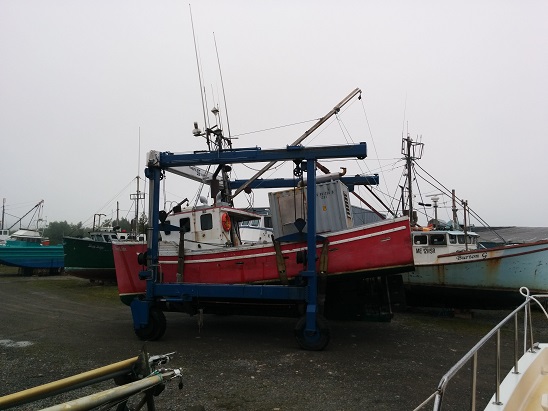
[222, 213, 231, 232]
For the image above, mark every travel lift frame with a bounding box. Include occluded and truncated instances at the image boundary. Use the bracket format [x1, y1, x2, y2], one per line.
[132, 142, 370, 351]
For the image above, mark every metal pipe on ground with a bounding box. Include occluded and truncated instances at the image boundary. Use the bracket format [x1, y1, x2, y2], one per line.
[0, 357, 138, 409]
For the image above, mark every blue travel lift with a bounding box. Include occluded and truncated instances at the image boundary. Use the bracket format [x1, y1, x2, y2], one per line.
[131, 142, 369, 351]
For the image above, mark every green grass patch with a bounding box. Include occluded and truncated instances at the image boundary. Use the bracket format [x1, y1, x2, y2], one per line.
[24, 277, 120, 304]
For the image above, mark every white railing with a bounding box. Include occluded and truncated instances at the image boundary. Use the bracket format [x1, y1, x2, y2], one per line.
[414, 287, 548, 411]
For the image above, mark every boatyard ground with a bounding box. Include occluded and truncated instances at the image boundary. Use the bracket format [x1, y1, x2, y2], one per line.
[2, 268, 548, 411]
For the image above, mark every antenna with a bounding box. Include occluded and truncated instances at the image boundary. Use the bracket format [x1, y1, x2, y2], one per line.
[213, 32, 232, 144]
[189, 5, 209, 135]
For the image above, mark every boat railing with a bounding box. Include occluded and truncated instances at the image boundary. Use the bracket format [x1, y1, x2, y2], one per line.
[414, 287, 548, 411]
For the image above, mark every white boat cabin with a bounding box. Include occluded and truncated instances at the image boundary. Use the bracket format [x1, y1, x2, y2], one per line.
[161, 204, 263, 251]
[5, 229, 49, 245]
[239, 209, 273, 244]
[412, 230, 480, 265]
[88, 227, 145, 243]
[0, 229, 9, 244]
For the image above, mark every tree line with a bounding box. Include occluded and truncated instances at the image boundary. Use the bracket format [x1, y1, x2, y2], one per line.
[42, 214, 148, 245]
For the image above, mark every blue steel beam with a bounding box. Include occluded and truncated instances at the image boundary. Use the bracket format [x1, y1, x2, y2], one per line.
[230, 175, 379, 190]
[152, 283, 306, 301]
[150, 143, 367, 169]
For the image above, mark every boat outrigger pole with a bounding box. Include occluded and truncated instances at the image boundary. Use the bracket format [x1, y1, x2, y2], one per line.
[231, 88, 362, 199]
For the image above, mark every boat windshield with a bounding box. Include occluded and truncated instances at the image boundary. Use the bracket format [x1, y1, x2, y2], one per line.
[448, 234, 477, 245]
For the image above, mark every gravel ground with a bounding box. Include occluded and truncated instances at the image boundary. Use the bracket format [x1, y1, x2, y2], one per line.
[1, 271, 546, 411]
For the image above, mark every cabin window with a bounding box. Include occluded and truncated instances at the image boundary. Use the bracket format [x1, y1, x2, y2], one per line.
[414, 235, 428, 245]
[264, 216, 273, 228]
[251, 220, 259, 227]
[103, 235, 112, 242]
[457, 235, 465, 244]
[200, 214, 213, 231]
[241, 220, 249, 226]
[180, 217, 191, 233]
[430, 234, 447, 246]
[449, 234, 457, 244]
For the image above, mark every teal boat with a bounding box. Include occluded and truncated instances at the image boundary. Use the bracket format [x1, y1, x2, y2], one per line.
[0, 229, 64, 274]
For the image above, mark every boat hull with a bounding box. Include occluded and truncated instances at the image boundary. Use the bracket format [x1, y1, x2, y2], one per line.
[0, 245, 64, 269]
[403, 241, 548, 307]
[113, 217, 414, 303]
[63, 236, 116, 281]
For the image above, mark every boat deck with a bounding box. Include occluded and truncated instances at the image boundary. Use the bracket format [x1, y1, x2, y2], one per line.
[485, 344, 548, 410]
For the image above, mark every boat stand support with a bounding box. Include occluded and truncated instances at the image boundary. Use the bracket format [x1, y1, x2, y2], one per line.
[131, 143, 367, 350]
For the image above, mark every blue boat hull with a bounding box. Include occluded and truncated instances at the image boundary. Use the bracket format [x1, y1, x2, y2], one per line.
[403, 241, 548, 308]
[0, 245, 65, 269]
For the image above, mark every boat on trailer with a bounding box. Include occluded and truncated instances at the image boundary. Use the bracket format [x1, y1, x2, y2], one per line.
[415, 287, 548, 410]
[113, 89, 415, 350]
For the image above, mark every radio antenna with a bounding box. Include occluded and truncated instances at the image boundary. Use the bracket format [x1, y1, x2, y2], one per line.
[189, 4, 209, 137]
[213, 32, 232, 144]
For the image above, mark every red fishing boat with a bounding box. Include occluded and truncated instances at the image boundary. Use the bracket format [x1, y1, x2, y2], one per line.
[113, 204, 413, 305]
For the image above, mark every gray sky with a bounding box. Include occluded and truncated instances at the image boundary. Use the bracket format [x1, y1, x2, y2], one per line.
[1, 0, 547, 229]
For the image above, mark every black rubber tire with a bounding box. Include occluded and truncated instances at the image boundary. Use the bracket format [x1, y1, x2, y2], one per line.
[135, 307, 167, 341]
[294, 314, 330, 351]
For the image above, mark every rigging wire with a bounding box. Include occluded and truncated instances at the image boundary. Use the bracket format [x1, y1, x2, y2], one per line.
[330, 105, 401, 217]
[230, 118, 319, 138]
[412, 162, 504, 240]
[359, 98, 393, 207]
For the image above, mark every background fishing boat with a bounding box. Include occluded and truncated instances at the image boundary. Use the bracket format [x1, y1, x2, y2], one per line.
[63, 185, 147, 283]
[0, 201, 64, 275]
[396, 135, 548, 308]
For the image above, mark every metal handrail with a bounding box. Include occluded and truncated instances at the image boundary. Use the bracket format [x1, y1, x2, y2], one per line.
[414, 288, 548, 411]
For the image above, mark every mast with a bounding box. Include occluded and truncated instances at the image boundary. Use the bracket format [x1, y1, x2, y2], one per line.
[401, 133, 423, 227]
[405, 135, 413, 225]
[8, 200, 45, 230]
[451, 189, 458, 229]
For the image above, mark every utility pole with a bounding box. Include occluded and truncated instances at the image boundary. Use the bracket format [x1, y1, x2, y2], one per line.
[1, 198, 5, 229]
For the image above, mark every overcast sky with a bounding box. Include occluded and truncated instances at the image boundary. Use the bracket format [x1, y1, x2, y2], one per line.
[1, 0, 547, 230]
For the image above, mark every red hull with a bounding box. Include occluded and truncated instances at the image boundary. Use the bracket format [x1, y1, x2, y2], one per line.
[113, 217, 413, 300]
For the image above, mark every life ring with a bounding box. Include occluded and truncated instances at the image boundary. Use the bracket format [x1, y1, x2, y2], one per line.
[221, 213, 231, 231]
